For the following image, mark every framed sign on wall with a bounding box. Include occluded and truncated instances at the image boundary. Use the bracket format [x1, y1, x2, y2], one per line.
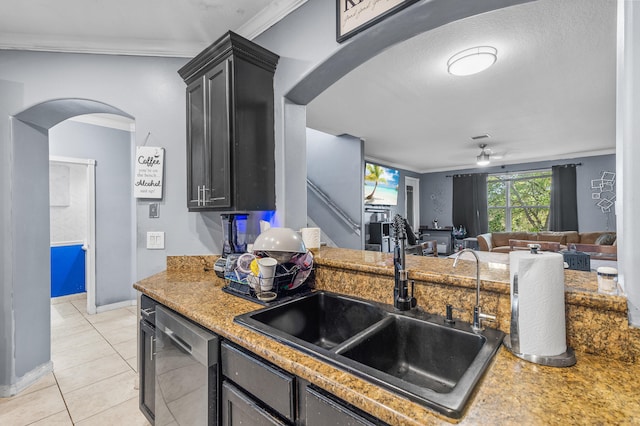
[134, 146, 164, 199]
[336, 0, 418, 43]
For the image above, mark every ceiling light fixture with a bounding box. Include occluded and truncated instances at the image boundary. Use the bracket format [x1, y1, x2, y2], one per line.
[476, 144, 491, 166]
[447, 46, 497, 76]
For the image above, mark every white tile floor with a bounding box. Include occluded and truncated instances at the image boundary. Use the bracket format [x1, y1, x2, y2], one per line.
[0, 294, 150, 426]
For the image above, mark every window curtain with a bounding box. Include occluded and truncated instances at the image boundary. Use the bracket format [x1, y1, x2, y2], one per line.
[549, 164, 578, 231]
[452, 174, 488, 237]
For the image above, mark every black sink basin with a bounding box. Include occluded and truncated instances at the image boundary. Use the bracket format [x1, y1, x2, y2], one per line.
[235, 291, 504, 419]
[337, 314, 485, 394]
[246, 291, 386, 350]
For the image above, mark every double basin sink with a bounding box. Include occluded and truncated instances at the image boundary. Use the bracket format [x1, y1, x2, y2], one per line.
[235, 291, 504, 418]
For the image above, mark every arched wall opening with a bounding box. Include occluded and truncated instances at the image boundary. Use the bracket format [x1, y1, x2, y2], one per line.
[255, 0, 637, 325]
[1, 98, 135, 396]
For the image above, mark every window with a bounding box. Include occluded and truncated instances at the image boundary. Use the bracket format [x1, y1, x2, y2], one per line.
[487, 170, 552, 232]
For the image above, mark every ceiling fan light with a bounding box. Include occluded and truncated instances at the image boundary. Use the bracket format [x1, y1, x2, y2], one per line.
[447, 46, 497, 76]
[476, 150, 491, 166]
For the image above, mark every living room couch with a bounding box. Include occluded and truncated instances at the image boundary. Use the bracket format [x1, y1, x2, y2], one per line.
[477, 231, 617, 254]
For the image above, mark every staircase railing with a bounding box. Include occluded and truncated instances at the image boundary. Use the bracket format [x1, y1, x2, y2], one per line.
[306, 178, 361, 236]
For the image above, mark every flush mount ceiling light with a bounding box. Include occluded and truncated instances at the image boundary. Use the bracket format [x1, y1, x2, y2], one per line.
[447, 46, 497, 76]
[476, 144, 491, 166]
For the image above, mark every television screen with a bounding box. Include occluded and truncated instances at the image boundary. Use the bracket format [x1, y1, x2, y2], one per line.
[364, 162, 399, 206]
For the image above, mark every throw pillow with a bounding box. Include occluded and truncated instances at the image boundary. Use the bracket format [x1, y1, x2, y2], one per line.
[595, 233, 616, 245]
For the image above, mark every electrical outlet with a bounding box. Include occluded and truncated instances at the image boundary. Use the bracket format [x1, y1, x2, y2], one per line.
[147, 231, 165, 249]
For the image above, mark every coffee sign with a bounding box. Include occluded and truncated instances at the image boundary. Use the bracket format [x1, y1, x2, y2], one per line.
[134, 146, 164, 199]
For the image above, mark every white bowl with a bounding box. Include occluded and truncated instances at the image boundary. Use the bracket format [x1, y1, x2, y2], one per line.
[252, 228, 306, 263]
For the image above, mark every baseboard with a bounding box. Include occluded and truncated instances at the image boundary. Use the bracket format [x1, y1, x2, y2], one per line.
[51, 292, 87, 305]
[95, 299, 137, 313]
[0, 361, 53, 398]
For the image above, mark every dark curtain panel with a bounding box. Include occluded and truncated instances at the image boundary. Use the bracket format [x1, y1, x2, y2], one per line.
[452, 174, 488, 237]
[549, 164, 578, 231]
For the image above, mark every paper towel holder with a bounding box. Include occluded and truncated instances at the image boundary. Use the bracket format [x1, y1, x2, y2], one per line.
[503, 274, 577, 367]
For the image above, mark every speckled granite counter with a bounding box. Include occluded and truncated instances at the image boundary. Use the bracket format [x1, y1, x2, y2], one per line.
[135, 248, 640, 425]
[312, 247, 639, 363]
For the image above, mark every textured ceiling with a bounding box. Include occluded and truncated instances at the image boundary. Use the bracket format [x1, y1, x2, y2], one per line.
[0, 0, 305, 57]
[306, 0, 617, 173]
[0, 0, 617, 173]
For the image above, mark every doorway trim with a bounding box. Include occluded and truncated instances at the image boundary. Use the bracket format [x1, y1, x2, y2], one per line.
[50, 156, 97, 314]
[405, 176, 420, 232]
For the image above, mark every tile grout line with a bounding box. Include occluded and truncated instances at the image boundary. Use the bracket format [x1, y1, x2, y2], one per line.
[49, 298, 140, 424]
[49, 371, 74, 425]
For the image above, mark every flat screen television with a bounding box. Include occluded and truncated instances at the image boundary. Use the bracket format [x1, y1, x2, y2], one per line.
[364, 162, 399, 206]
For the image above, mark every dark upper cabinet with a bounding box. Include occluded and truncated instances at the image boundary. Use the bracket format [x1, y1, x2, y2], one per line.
[179, 31, 279, 211]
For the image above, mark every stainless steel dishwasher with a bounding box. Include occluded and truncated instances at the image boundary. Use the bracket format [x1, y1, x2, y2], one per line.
[155, 305, 219, 425]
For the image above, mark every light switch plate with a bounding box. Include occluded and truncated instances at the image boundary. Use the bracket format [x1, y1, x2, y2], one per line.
[147, 231, 165, 249]
[149, 203, 159, 218]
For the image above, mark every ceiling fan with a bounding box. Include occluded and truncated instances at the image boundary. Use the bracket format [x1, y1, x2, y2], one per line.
[476, 143, 505, 166]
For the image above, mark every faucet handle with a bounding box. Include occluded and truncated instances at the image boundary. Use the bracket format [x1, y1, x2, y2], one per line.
[445, 304, 463, 324]
[410, 280, 417, 309]
[479, 311, 496, 323]
[479, 308, 497, 329]
[472, 306, 497, 332]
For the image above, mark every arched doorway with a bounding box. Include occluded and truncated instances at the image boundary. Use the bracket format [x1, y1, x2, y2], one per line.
[1, 98, 135, 396]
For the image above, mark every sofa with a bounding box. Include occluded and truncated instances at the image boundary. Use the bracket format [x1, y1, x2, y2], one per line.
[477, 231, 617, 256]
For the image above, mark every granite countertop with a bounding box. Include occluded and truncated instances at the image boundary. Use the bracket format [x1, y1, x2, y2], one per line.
[134, 255, 640, 425]
[314, 247, 627, 312]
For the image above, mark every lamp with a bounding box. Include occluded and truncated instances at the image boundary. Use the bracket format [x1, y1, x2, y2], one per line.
[447, 46, 497, 76]
[476, 144, 491, 166]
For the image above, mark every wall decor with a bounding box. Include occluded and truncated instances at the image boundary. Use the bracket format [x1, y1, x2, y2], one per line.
[337, 0, 418, 43]
[134, 146, 164, 199]
[591, 170, 616, 213]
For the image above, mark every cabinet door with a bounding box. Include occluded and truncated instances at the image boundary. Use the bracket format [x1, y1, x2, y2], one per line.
[205, 60, 232, 209]
[186, 76, 207, 210]
[222, 381, 287, 426]
[138, 320, 155, 423]
[306, 386, 380, 426]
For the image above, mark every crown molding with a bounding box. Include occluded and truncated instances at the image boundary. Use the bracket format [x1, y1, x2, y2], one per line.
[237, 0, 309, 40]
[0, 0, 307, 57]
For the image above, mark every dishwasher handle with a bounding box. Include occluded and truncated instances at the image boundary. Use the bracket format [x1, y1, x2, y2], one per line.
[156, 305, 219, 367]
[164, 326, 193, 355]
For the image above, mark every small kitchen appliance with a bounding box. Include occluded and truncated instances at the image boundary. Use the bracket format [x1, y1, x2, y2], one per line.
[214, 213, 249, 278]
[222, 213, 248, 256]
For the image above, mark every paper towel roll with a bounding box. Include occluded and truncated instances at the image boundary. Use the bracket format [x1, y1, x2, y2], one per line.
[509, 251, 566, 357]
[300, 227, 321, 250]
[259, 220, 271, 233]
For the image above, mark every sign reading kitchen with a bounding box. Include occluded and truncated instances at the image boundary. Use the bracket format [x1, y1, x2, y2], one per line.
[134, 146, 164, 199]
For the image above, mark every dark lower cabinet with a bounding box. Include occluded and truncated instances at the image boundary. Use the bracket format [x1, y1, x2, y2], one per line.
[138, 299, 388, 425]
[221, 381, 287, 426]
[306, 385, 380, 426]
[139, 320, 155, 422]
[139, 295, 156, 424]
[220, 340, 387, 426]
[221, 341, 295, 423]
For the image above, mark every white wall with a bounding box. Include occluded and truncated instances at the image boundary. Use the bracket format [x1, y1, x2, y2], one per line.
[50, 120, 134, 306]
[50, 162, 87, 244]
[306, 129, 363, 249]
[0, 51, 221, 280]
[618, 0, 640, 324]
